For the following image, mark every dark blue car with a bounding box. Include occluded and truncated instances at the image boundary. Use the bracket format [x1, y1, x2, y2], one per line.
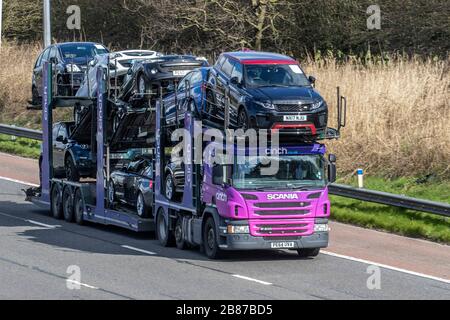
[32, 42, 109, 104]
[163, 67, 211, 126]
[39, 121, 95, 183]
[206, 51, 328, 137]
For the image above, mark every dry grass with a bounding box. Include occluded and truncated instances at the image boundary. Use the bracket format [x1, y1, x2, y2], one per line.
[0, 42, 42, 126]
[305, 55, 450, 179]
[0, 42, 449, 178]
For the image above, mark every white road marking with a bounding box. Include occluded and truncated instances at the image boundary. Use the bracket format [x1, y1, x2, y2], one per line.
[26, 220, 60, 229]
[232, 274, 272, 286]
[121, 245, 156, 255]
[322, 250, 450, 284]
[0, 176, 39, 187]
[66, 279, 99, 290]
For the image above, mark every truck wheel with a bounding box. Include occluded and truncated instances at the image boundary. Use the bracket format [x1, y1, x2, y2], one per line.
[175, 217, 187, 250]
[51, 185, 63, 219]
[156, 209, 175, 247]
[203, 217, 222, 259]
[65, 155, 80, 182]
[74, 189, 84, 225]
[297, 248, 320, 258]
[136, 192, 150, 218]
[62, 187, 75, 222]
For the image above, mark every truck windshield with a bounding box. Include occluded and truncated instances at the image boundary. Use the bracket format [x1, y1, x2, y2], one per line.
[244, 64, 311, 88]
[232, 155, 325, 190]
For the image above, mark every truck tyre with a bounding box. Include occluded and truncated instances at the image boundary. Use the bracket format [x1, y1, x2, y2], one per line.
[65, 155, 80, 182]
[175, 217, 187, 250]
[136, 192, 150, 218]
[297, 248, 320, 258]
[51, 185, 63, 219]
[62, 187, 75, 222]
[74, 188, 84, 225]
[203, 217, 222, 259]
[156, 209, 175, 247]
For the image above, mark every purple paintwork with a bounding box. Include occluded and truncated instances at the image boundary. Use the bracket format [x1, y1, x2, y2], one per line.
[40, 61, 52, 203]
[202, 142, 330, 238]
[95, 67, 105, 217]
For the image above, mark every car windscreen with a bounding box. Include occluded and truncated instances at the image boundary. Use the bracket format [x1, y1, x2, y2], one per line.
[60, 44, 109, 60]
[244, 64, 310, 88]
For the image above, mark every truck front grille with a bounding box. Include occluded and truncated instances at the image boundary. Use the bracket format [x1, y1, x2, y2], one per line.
[254, 202, 310, 208]
[250, 220, 313, 237]
[255, 210, 309, 216]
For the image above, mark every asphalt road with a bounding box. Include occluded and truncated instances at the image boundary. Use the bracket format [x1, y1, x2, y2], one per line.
[0, 179, 449, 300]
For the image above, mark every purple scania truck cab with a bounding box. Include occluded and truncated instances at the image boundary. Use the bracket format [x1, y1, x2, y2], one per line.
[201, 144, 333, 251]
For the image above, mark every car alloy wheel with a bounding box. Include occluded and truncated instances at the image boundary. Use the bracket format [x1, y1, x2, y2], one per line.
[108, 181, 115, 205]
[238, 109, 249, 130]
[137, 193, 145, 217]
[165, 175, 174, 200]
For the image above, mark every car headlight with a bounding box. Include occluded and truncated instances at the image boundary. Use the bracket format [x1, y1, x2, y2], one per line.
[227, 225, 250, 234]
[311, 100, 326, 110]
[314, 224, 330, 232]
[66, 64, 82, 73]
[254, 101, 275, 109]
[150, 68, 158, 74]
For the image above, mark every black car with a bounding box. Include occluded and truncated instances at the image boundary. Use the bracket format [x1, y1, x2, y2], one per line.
[32, 42, 109, 104]
[118, 55, 209, 105]
[207, 51, 328, 136]
[109, 156, 154, 218]
[39, 122, 95, 182]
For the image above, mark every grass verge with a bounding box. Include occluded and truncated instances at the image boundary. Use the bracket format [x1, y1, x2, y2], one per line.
[0, 134, 40, 159]
[331, 177, 450, 244]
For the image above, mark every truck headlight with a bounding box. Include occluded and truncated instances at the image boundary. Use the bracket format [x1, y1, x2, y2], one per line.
[66, 64, 82, 73]
[227, 225, 250, 234]
[314, 224, 329, 232]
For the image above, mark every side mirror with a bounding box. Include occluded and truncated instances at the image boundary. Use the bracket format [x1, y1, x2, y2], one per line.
[49, 57, 58, 64]
[308, 75, 316, 85]
[56, 135, 64, 143]
[329, 154, 336, 163]
[230, 76, 240, 86]
[328, 154, 337, 183]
